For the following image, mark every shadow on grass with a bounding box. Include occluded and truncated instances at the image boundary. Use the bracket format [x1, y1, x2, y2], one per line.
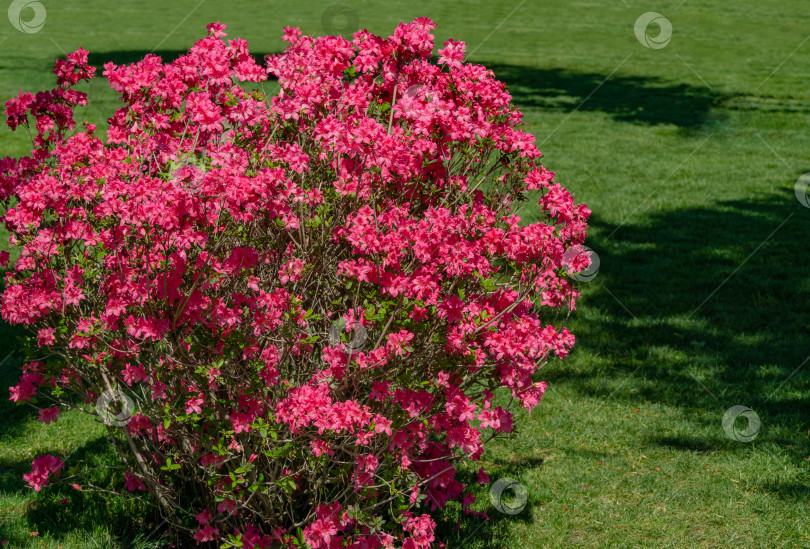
[0, 350, 30, 442]
[759, 480, 810, 502]
[0, 276, 162, 547]
[436, 490, 536, 549]
[441, 189, 810, 543]
[85, 50, 725, 130]
[0, 269, 34, 442]
[484, 62, 727, 128]
[432, 457, 540, 548]
[651, 435, 719, 453]
[454, 189, 810, 545]
[0, 435, 168, 548]
[544, 189, 810, 459]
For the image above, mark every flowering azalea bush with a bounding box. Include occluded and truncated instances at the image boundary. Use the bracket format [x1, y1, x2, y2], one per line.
[1, 18, 590, 548]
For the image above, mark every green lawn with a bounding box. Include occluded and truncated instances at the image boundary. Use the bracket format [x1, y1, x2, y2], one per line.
[1, 0, 809, 547]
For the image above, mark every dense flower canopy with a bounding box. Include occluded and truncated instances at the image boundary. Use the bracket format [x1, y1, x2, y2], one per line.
[2, 18, 589, 547]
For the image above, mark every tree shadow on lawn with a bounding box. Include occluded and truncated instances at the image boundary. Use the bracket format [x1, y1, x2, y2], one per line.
[758, 480, 810, 502]
[543, 190, 810, 469]
[0, 435, 166, 548]
[0, 271, 34, 443]
[84, 50, 725, 130]
[0, 351, 29, 442]
[484, 62, 727, 129]
[434, 465, 537, 549]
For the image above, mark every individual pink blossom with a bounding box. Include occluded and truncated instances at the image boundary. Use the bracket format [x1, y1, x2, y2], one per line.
[37, 405, 61, 424]
[124, 471, 147, 491]
[217, 499, 236, 514]
[36, 327, 55, 347]
[303, 503, 343, 549]
[193, 524, 220, 543]
[462, 492, 475, 509]
[402, 513, 436, 548]
[185, 393, 204, 415]
[121, 363, 148, 386]
[196, 509, 213, 524]
[9, 380, 37, 403]
[437, 39, 466, 68]
[478, 406, 514, 432]
[23, 454, 64, 491]
[230, 411, 253, 434]
[386, 329, 414, 357]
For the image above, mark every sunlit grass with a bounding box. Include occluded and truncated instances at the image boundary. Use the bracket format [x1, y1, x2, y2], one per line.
[1, 0, 809, 546]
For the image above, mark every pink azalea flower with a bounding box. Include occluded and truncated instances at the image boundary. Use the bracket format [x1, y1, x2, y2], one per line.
[193, 524, 220, 543]
[37, 405, 61, 425]
[23, 455, 64, 491]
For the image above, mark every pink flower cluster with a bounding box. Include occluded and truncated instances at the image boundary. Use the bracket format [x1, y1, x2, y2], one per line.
[23, 454, 64, 491]
[2, 18, 589, 546]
